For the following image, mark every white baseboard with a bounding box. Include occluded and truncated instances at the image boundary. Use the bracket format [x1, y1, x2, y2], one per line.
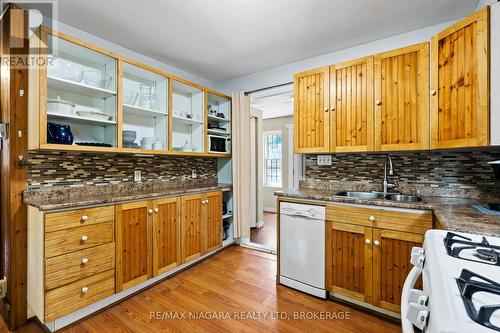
[264, 207, 276, 213]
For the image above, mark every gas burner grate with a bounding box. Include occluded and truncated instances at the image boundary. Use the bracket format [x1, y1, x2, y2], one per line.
[443, 232, 500, 266]
[456, 269, 500, 332]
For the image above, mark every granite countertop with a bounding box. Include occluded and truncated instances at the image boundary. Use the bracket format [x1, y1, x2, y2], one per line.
[24, 182, 232, 211]
[276, 188, 500, 237]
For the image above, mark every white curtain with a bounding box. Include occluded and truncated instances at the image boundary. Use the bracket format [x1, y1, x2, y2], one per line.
[232, 92, 251, 239]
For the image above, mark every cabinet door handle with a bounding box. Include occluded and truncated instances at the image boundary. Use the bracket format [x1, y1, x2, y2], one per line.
[81, 235, 88, 242]
[81, 287, 89, 294]
[324, 107, 329, 112]
[81, 215, 89, 221]
[375, 100, 382, 106]
[365, 239, 371, 245]
[369, 215, 375, 221]
[81, 257, 89, 264]
[154, 208, 159, 213]
[374, 240, 380, 246]
[331, 107, 336, 111]
[148, 208, 153, 214]
[430, 89, 437, 96]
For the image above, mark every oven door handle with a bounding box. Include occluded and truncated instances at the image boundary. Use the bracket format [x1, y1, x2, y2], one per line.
[401, 265, 422, 333]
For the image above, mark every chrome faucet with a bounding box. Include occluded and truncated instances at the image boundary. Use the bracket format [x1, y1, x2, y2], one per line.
[383, 155, 398, 197]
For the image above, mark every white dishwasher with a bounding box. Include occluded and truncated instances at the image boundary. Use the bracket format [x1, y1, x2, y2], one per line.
[279, 202, 326, 298]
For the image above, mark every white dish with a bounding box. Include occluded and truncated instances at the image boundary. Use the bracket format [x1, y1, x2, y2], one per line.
[76, 109, 112, 121]
[47, 96, 75, 115]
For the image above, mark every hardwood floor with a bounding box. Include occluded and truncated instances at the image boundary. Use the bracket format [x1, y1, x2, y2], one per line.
[0, 246, 400, 333]
[250, 212, 277, 248]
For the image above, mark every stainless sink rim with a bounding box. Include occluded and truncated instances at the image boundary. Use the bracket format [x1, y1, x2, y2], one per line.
[335, 191, 423, 202]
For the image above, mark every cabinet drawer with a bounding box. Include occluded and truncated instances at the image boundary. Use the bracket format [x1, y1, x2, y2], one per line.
[45, 206, 114, 233]
[326, 204, 432, 234]
[45, 242, 115, 291]
[45, 269, 114, 322]
[45, 222, 114, 258]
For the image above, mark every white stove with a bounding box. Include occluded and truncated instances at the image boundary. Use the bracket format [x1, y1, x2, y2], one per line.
[402, 230, 500, 333]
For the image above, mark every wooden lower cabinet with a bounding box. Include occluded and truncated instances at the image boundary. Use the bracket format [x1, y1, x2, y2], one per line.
[152, 197, 181, 276]
[181, 191, 223, 264]
[372, 229, 423, 312]
[326, 222, 373, 303]
[326, 204, 431, 314]
[115, 201, 153, 292]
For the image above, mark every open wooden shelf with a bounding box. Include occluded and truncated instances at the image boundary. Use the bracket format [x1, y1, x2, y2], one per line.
[122, 104, 167, 117]
[47, 76, 116, 99]
[47, 112, 116, 126]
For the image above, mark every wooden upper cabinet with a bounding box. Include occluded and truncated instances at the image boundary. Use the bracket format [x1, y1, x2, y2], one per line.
[294, 67, 330, 153]
[330, 57, 374, 152]
[374, 43, 430, 151]
[431, 7, 490, 148]
[181, 194, 203, 263]
[152, 197, 181, 276]
[115, 201, 153, 292]
[372, 229, 423, 313]
[203, 191, 223, 253]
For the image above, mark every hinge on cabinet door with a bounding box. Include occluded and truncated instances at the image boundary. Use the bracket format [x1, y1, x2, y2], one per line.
[0, 123, 8, 150]
[0, 276, 7, 298]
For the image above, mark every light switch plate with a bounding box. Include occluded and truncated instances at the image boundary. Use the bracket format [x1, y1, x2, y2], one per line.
[317, 155, 332, 166]
[134, 170, 141, 182]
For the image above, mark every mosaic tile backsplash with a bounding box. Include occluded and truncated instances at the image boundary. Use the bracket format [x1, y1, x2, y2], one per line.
[304, 149, 500, 194]
[28, 151, 218, 189]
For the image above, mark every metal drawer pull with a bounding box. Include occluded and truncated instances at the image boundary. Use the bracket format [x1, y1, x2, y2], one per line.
[369, 215, 375, 221]
[81, 215, 89, 221]
[81, 287, 88, 294]
[154, 208, 159, 213]
[148, 209, 153, 214]
[81, 235, 88, 242]
[374, 240, 380, 246]
[81, 257, 89, 264]
[365, 239, 371, 244]
[430, 89, 437, 96]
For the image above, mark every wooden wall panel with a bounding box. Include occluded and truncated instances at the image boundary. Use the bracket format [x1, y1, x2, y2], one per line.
[374, 43, 430, 151]
[431, 7, 489, 148]
[153, 197, 180, 276]
[293, 67, 330, 153]
[204, 192, 222, 253]
[372, 229, 423, 313]
[330, 57, 374, 152]
[181, 194, 203, 263]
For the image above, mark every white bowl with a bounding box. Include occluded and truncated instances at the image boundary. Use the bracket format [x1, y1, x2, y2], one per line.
[47, 97, 75, 115]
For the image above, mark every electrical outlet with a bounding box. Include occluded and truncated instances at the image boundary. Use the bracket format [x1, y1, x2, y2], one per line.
[192, 170, 197, 179]
[317, 155, 332, 166]
[134, 170, 142, 183]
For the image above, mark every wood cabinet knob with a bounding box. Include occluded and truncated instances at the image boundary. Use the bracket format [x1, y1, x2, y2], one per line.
[374, 240, 380, 246]
[430, 89, 437, 96]
[154, 208, 159, 213]
[81, 215, 89, 221]
[148, 209, 153, 214]
[365, 239, 371, 245]
[324, 107, 329, 112]
[369, 215, 375, 221]
[331, 107, 336, 112]
[81, 257, 89, 264]
[375, 100, 382, 106]
[81, 235, 88, 242]
[81, 287, 89, 294]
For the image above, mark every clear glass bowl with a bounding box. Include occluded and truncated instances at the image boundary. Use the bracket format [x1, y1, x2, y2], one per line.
[83, 70, 112, 89]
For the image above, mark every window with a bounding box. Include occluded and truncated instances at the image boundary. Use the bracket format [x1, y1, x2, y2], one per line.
[264, 131, 282, 187]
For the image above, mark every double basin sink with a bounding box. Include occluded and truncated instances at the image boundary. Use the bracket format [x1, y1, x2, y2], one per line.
[336, 191, 423, 202]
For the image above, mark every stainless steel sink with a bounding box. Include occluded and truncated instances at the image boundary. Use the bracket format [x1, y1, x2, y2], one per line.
[385, 194, 423, 202]
[335, 191, 384, 199]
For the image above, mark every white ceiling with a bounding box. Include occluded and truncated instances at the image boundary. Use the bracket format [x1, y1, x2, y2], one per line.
[57, 0, 478, 82]
[251, 85, 294, 119]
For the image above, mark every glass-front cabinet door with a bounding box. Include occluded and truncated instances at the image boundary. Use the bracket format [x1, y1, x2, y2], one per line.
[45, 33, 117, 148]
[171, 81, 205, 153]
[121, 62, 168, 151]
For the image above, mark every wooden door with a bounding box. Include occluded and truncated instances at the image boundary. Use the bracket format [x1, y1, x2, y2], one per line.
[181, 194, 203, 263]
[203, 191, 222, 253]
[374, 43, 430, 151]
[152, 197, 181, 276]
[326, 222, 373, 303]
[293, 67, 330, 153]
[116, 201, 152, 291]
[372, 229, 423, 313]
[330, 56, 374, 152]
[431, 7, 489, 148]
